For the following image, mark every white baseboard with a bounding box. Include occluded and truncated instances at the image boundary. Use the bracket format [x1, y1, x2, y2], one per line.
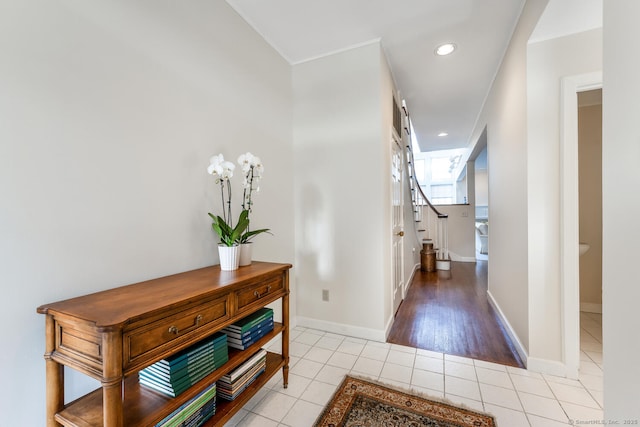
[405, 263, 420, 293]
[580, 302, 602, 314]
[385, 313, 395, 341]
[486, 291, 578, 378]
[449, 251, 476, 263]
[296, 316, 387, 343]
[486, 290, 529, 367]
[527, 358, 572, 378]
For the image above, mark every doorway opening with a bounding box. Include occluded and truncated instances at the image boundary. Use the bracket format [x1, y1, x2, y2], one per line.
[468, 127, 489, 262]
[560, 71, 602, 379]
[577, 88, 603, 379]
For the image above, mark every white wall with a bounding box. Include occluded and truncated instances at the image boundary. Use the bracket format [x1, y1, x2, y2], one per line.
[602, 0, 640, 419]
[293, 42, 391, 339]
[467, 0, 549, 358]
[475, 169, 489, 207]
[436, 205, 476, 261]
[0, 1, 293, 423]
[526, 28, 602, 366]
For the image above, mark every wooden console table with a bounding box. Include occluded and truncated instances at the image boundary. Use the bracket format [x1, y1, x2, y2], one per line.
[37, 261, 291, 427]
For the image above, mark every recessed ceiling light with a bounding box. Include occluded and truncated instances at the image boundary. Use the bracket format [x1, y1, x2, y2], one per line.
[438, 132, 449, 137]
[435, 43, 456, 56]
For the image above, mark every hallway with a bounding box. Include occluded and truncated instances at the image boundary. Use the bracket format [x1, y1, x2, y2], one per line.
[387, 261, 525, 368]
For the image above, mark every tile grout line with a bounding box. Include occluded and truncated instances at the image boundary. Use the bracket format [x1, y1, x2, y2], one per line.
[505, 365, 534, 426]
[541, 374, 572, 423]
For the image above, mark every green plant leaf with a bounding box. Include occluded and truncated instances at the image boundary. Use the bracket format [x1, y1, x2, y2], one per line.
[240, 228, 272, 243]
[229, 210, 250, 243]
[209, 212, 235, 246]
[208, 210, 252, 246]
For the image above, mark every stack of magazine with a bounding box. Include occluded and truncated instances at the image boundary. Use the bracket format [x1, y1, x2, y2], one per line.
[154, 381, 217, 427]
[221, 308, 274, 350]
[139, 332, 228, 398]
[216, 349, 267, 401]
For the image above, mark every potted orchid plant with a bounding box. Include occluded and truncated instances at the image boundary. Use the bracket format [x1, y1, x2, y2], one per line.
[207, 154, 248, 270]
[207, 152, 270, 269]
[237, 152, 271, 265]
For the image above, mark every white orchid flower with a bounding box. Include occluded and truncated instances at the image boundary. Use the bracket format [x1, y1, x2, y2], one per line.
[254, 162, 264, 176]
[209, 154, 223, 166]
[207, 154, 224, 174]
[221, 161, 235, 179]
[207, 154, 235, 180]
[238, 152, 255, 173]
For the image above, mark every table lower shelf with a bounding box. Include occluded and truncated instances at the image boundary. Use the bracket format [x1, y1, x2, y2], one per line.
[55, 324, 286, 427]
[202, 352, 283, 426]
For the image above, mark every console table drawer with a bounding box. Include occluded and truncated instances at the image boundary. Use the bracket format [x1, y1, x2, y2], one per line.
[235, 274, 284, 312]
[124, 295, 230, 370]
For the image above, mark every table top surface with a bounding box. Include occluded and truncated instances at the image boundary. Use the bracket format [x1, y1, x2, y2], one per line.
[37, 261, 292, 328]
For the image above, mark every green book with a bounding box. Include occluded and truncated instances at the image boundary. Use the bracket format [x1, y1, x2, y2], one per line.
[155, 382, 216, 427]
[155, 333, 227, 370]
[142, 348, 226, 386]
[143, 358, 212, 385]
[223, 308, 273, 333]
[152, 347, 217, 376]
[148, 346, 228, 380]
[141, 361, 216, 397]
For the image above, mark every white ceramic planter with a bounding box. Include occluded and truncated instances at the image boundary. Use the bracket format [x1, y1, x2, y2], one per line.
[239, 243, 253, 266]
[218, 244, 240, 271]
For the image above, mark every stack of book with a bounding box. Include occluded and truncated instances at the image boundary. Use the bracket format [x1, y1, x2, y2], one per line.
[216, 349, 267, 401]
[154, 381, 216, 427]
[221, 308, 274, 350]
[139, 332, 228, 398]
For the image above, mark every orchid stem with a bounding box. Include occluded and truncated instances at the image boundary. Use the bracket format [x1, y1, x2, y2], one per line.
[219, 181, 226, 224]
[226, 179, 233, 227]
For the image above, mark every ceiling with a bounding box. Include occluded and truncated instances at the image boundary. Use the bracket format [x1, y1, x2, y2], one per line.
[226, 0, 526, 152]
[225, 0, 602, 153]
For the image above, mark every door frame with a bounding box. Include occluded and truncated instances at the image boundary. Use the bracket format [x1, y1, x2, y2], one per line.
[560, 71, 602, 379]
[391, 130, 405, 315]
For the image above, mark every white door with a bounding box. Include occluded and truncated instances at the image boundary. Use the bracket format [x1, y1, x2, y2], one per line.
[391, 133, 405, 315]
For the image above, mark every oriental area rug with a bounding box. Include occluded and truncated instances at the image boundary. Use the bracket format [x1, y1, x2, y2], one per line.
[314, 376, 497, 427]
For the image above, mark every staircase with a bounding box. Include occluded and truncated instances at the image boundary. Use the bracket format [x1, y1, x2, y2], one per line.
[402, 104, 451, 271]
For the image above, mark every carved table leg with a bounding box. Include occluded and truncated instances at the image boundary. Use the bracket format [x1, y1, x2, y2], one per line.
[44, 315, 64, 427]
[102, 330, 123, 427]
[282, 278, 290, 389]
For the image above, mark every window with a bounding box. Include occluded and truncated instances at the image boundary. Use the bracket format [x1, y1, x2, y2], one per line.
[413, 148, 467, 205]
[414, 159, 425, 182]
[430, 157, 454, 182]
[430, 184, 454, 205]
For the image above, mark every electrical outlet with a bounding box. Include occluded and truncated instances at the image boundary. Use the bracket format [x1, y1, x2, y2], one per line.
[322, 289, 329, 301]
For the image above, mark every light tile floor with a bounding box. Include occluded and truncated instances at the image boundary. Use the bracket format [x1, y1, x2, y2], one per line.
[223, 312, 603, 426]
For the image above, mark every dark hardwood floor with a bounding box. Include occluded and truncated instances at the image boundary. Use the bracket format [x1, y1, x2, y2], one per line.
[387, 261, 525, 368]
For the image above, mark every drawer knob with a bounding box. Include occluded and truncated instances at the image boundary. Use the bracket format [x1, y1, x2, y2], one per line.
[253, 285, 272, 299]
[168, 314, 203, 335]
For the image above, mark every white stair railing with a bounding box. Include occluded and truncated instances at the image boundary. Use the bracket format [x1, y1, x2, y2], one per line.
[403, 109, 449, 269]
